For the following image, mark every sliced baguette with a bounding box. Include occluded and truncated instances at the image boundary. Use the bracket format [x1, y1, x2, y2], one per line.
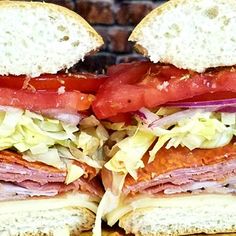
[0, 192, 98, 236]
[129, 0, 236, 72]
[0, 1, 103, 77]
[1, 207, 94, 236]
[119, 194, 236, 236]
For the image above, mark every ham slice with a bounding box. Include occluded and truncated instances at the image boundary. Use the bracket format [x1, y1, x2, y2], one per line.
[0, 151, 103, 199]
[0, 162, 66, 185]
[141, 178, 236, 195]
[123, 143, 236, 196]
[0, 182, 58, 200]
[0, 174, 103, 199]
[0, 150, 97, 179]
[14, 177, 104, 198]
[0, 151, 63, 173]
[124, 159, 236, 194]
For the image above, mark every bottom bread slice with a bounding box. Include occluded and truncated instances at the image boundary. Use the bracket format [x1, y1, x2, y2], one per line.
[119, 194, 236, 236]
[0, 192, 98, 236]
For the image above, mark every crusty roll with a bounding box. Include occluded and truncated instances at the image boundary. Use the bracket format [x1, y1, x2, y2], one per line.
[0, 1, 103, 77]
[95, 1, 236, 236]
[119, 194, 236, 236]
[0, 192, 98, 236]
[129, 0, 236, 72]
[0, 2, 104, 235]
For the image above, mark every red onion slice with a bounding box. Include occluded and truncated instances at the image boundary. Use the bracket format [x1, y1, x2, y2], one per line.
[215, 106, 236, 113]
[137, 108, 218, 129]
[165, 98, 236, 109]
[41, 109, 84, 125]
[149, 109, 207, 128]
[137, 108, 160, 123]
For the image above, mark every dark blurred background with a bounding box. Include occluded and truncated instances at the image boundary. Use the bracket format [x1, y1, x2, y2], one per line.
[37, 0, 167, 72]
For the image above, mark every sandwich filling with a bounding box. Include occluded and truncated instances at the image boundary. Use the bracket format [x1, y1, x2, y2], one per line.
[0, 1, 105, 234]
[92, 61, 236, 228]
[0, 73, 107, 200]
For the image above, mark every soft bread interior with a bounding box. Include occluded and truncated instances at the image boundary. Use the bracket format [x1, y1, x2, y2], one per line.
[0, 1, 103, 77]
[0, 192, 98, 236]
[129, 0, 236, 72]
[1, 207, 94, 236]
[119, 194, 236, 236]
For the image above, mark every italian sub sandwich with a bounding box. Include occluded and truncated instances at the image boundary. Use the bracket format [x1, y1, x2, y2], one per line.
[92, 0, 236, 235]
[0, 1, 107, 235]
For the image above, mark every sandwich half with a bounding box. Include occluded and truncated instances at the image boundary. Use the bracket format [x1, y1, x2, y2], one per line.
[92, 0, 236, 235]
[0, 1, 106, 235]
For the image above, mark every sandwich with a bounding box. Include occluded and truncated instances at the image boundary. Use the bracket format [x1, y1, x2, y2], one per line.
[92, 0, 236, 235]
[0, 1, 107, 235]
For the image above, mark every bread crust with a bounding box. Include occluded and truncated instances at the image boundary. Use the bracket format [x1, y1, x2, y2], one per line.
[129, 0, 236, 42]
[129, 0, 236, 72]
[0, 192, 98, 235]
[129, 0, 179, 43]
[19, 208, 94, 236]
[0, 1, 103, 46]
[119, 194, 236, 236]
[0, 206, 95, 236]
[120, 208, 236, 236]
[0, 1, 104, 76]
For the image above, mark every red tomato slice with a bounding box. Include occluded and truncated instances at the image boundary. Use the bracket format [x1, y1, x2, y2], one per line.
[0, 73, 107, 93]
[182, 91, 236, 102]
[107, 63, 134, 76]
[106, 61, 153, 84]
[93, 62, 236, 119]
[0, 88, 94, 111]
[107, 113, 132, 124]
[107, 61, 149, 76]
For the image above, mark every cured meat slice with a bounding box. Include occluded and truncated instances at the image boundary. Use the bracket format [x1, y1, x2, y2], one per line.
[0, 151, 103, 199]
[0, 162, 66, 185]
[16, 177, 104, 198]
[0, 151, 63, 173]
[0, 182, 59, 200]
[0, 151, 97, 179]
[124, 159, 236, 194]
[123, 143, 236, 195]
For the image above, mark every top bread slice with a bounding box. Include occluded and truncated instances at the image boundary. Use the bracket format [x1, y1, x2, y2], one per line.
[0, 1, 103, 77]
[129, 0, 236, 72]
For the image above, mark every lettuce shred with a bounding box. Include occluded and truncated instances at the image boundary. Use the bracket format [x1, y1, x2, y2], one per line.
[0, 109, 107, 181]
[103, 108, 236, 178]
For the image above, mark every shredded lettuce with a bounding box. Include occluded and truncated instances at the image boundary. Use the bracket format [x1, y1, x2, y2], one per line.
[104, 108, 236, 177]
[64, 161, 84, 184]
[0, 108, 107, 175]
[221, 112, 236, 125]
[156, 107, 181, 116]
[23, 148, 65, 169]
[105, 128, 156, 179]
[148, 110, 234, 162]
